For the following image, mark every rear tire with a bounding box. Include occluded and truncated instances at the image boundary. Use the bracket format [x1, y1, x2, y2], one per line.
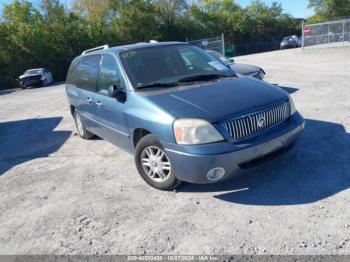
[73, 110, 94, 139]
[134, 134, 181, 190]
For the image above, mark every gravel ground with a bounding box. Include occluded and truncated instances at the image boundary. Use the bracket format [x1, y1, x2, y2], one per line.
[0, 46, 349, 255]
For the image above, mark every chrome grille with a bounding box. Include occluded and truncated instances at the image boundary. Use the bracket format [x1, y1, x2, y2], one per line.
[221, 102, 289, 140]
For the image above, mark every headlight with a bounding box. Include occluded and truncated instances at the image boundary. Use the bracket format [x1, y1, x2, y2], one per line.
[288, 94, 296, 115]
[173, 118, 224, 145]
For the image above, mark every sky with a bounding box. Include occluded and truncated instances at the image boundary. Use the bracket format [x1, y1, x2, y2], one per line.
[236, 0, 314, 18]
[0, 0, 314, 19]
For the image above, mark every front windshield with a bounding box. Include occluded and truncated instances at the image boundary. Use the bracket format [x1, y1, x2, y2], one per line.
[207, 50, 232, 66]
[119, 44, 234, 89]
[283, 36, 293, 41]
[25, 69, 42, 75]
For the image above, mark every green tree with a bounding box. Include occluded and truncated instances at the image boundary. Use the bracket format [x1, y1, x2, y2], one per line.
[308, 0, 350, 22]
[0, 0, 93, 88]
[191, 0, 247, 41]
[154, 0, 186, 40]
[115, 0, 159, 42]
[41, 0, 65, 23]
[0, 0, 308, 90]
[39, 0, 94, 80]
[245, 0, 299, 42]
[72, 0, 121, 46]
[190, 0, 298, 44]
[0, 0, 44, 88]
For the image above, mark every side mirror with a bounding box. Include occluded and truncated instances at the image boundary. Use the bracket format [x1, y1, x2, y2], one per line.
[108, 84, 119, 98]
[108, 82, 127, 102]
[229, 58, 235, 63]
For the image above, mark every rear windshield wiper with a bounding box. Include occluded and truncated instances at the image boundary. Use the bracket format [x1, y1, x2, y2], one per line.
[137, 82, 179, 90]
[178, 73, 231, 83]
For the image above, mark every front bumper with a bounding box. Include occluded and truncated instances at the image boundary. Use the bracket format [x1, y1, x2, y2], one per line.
[280, 43, 296, 49]
[18, 78, 42, 88]
[165, 112, 304, 184]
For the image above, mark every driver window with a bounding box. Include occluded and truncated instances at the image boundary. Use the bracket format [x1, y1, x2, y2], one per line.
[98, 54, 124, 94]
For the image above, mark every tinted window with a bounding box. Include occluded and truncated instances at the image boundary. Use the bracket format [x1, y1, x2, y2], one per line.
[66, 58, 79, 85]
[207, 50, 231, 66]
[25, 69, 43, 75]
[98, 54, 123, 93]
[75, 55, 101, 92]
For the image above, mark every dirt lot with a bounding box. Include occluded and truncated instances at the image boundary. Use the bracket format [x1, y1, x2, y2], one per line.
[0, 46, 349, 255]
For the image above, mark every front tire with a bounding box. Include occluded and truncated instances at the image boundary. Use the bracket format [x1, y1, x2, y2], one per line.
[73, 110, 94, 139]
[135, 134, 181, 190]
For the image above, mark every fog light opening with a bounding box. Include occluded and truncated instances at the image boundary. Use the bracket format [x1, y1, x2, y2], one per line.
[207, 167, 225, 181]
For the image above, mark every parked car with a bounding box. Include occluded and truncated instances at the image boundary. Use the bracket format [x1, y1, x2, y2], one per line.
[18, 68, 54, 88]
[206, 50, 265, 80]
[280, 35, 299, 49]
[65, 42, 305, 190]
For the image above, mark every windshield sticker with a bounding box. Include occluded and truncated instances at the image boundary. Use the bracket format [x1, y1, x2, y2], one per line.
[208, 61, 227, 71]
[122, 51, 136, 58]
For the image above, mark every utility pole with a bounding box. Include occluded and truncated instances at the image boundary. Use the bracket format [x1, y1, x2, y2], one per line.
[221, 33, 225, 55]
[302, 19, 305, 50]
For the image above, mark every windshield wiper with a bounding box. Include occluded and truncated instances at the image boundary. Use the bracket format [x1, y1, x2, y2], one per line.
[178, 73, 231, 83]
[137, 82, 179, 90]
[136, 74, 232, 89]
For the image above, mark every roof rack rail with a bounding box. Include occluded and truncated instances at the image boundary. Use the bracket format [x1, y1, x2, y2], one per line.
[82, 45, 109, 55]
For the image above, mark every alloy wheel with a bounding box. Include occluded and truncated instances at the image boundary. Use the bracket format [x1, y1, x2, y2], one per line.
[140, 146, 171, 182]
[75, 112, 84, 136]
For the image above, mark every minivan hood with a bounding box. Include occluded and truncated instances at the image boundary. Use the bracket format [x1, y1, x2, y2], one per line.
[143, 77, 288, 122]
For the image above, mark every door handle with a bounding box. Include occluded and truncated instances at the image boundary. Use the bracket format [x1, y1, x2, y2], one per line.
[86, 97, 92, 103]
[96, 101, 103, 107]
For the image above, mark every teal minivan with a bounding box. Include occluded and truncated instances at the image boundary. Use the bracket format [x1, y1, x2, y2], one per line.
[65, 42, 304, 190]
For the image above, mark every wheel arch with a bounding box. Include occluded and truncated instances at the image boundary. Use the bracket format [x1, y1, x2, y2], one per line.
[70, 105, 75, 117]
[133, 128, 151, 148]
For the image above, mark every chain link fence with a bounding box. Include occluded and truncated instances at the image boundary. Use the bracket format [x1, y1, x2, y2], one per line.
[234, 41, 280, 56]
[187, 34, 225, 55]
[303, 19, 350, 48]
[187, 35, 281, 57]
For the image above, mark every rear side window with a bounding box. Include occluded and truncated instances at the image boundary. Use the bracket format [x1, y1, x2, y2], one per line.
[66, 58, 80, 85]
[75, 55, 101, 92]
[98, 54, 124, 93]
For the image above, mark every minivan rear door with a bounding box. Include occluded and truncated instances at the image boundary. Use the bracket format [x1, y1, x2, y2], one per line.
[74, 54, 102, 132]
